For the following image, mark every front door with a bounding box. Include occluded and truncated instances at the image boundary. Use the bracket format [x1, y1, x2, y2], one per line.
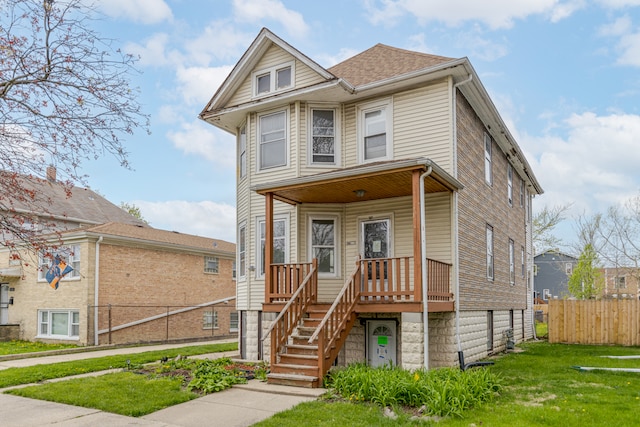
[361, 219, 390, 260]
[0, 284, 9, 324]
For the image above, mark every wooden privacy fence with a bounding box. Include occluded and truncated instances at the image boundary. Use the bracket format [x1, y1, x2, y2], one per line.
[548, 299, 640, 346]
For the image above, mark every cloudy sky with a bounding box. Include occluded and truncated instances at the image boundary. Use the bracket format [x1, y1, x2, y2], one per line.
[80, 0, 640, 245]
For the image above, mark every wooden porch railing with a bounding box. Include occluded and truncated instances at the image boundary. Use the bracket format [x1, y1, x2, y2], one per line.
[267, 261, 316, 303]
[359, 256, 414, 301]
[308, 260, 362, 378]
[262, 259, 317, 367]
[427, 258, 453, 301]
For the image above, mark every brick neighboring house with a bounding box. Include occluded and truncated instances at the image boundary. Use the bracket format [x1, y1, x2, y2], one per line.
[0, 170, 237, 345]
[200, 28, 542, 387]
[533, 250, 578, 301]
[602, 267, 640, 300]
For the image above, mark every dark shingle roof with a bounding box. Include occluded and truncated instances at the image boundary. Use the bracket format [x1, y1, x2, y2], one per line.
[328, 44, 455, 87]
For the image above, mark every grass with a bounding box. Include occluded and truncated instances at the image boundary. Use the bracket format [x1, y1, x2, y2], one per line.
[0, 341, 237, 388]
[0, 340, 78, 355]
[536, 321, 548, 338]
[254, 342, 640, 427]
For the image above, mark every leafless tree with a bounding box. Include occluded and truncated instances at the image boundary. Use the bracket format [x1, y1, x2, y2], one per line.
[532, 203, 572, 253]
[0, 0, 149, 251]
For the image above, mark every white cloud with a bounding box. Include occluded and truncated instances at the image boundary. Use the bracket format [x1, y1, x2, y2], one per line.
[616, 32, 640, 66]
[185, 22, 255, 65]
[97, 0, 173, 25]
[522, 112, 640, 222]
[167, 121, 235, 169]
[314, 48, 361, 68]
[124, 33, 182, 67]
[232, 0, 309, 37]
[133, 200, 236, 242]
[364, 0, 580, 29]
[175, 65, 234, 106]
[598, 15, 633, 37]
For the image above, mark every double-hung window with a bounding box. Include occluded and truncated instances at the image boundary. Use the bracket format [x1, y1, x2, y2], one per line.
[486, 225, 494, 280]
[521, 246, 525, 277]
[203, 311, 218, 329]
[310, 216, 339, 277]
[484, 132, 492, 185]
[238, 223, 246, 280]
[253, 62, 294, 97]
[310, 107, 338, 165]
[38, 245, 80, 281]
[238, 124, 247, 178]
[507, 164, 513, 206]
[38, 310, 79, 339]
[258, 217, 288, 277]
[509, 239, 515, 285]
[204, 256, 219, 274]
[358, 99, 392, 163]
[259, 110, 287, 170]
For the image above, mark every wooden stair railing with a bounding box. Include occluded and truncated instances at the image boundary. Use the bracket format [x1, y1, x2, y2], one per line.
[262, 259, 318, 369]
[308, 259, 362, 380]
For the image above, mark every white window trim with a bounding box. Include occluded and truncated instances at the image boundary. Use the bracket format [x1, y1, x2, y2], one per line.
[251, 61, 295, 98]
[486, 224, 494, 280]
[238, 221, 247, 281]
[507, 164, 513, 206]
[257, 108, 289, 172]
[358, 213, 395, 258]
[484, 132, 492, 185]
[37, 245, 81, 282]
[203, 310, 219, 330]
[230, 311, 239, 332]
[238, 122, 247, 179]
[308, 214, 341, 278]
[543, 289, 550, 300]
[36, 309, 80, 340]
[357, 98, 393, 164]
[307, 104, 341, 167]
[509, 238, 515, 285]
[256, 215, 290, 279]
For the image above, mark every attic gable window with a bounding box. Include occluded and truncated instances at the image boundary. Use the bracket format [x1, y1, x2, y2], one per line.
[252, 61, 295, 97]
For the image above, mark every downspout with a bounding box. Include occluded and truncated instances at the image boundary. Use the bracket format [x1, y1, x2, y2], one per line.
[452, 74, 473, 354]
[420, 166, 433, 369]
[94, 235, 103, 346]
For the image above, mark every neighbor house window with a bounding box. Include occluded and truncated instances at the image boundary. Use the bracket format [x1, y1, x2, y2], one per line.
[543, 289, 551, 300]
[203, 311, 218, 329]
[358, 99, 392, 163]
[565, 262, 573, 275]
[258, 110, 287, 170]
[507, 164, 513, 206]
[252, 62, 294, 97]
[310, 107, 338, 165]
[521, 246, 525, 277]
[310, 216, 339, 276]
[486, 225, 494, 280]
[615, 276, 626, 289]
[230, 312, 239, 332]
[232, 261, 237, 280]
[38, 245, 80, 281]
[239, 124, 247, 178]
[238, 223, 246, 279]
[484, 132, 492, 185]
[38, 310, 79, 339]
[258, 217, 288, 277]
[509, 239, 515, 285]
[204, 256, 219, 274]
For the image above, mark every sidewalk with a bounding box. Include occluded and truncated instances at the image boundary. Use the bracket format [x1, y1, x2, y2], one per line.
[0, 340, 326, 426]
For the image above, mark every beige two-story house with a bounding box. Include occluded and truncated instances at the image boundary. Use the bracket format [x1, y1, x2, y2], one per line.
[200, 28, 542, 387]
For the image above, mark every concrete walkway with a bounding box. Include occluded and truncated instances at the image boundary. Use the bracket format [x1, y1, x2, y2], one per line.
[0, 341, 326, 426]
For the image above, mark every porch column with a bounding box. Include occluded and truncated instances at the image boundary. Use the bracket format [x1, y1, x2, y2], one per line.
[412, 169, 423, 301]
[265, 192, 274, 303]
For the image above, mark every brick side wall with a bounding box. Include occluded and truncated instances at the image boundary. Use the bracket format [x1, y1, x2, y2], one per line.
[456, 92, 529, 311]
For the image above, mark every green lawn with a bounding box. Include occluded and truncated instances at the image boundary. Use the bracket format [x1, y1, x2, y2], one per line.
[255, 342, 640, 427]
[0, 340, 78, 355]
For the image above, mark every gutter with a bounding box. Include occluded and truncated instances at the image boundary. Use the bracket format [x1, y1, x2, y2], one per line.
[94, 235, 103, 346]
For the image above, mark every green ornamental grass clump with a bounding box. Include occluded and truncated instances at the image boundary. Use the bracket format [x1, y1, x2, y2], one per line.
[327, 363, 501, 418]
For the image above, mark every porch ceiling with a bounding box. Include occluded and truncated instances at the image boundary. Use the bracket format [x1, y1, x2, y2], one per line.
[252, 157, 463, 204]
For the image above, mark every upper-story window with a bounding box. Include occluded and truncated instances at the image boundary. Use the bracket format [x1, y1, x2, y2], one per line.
[358, 99, 392, 163]
[507, 164, 513, 206]
[520, 178, 524, 207]
[238, 124, 247, 178]
[252, 61, 294, 97]
[258, 110, 288, 170]
[509, 238, 515, 285]
[204, 256, 219, 274]
[484, 132, 492, 185]
[309, 107, 339, 165]
[486, 224, 494, 280]
[38, 245, 80, 281]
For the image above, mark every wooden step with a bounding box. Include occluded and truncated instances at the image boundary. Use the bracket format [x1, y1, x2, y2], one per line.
[295, 326, 316, 336]
[271, 363, 319, 377]
[301, 317, 322, 328]
[291, 334, 317, 345]
[285, 343, 318, 356]
[279, 353, 318, 366]
[267, 372, 320, 388]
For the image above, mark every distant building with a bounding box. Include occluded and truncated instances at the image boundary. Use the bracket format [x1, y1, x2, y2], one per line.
[602, 267, 640, 300]
[533, 250, 578, 301]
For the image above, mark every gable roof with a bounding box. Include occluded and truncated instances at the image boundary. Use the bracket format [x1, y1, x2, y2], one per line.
[1, 171, 147, 227]
[328, 44, 454, 87]
[63, 222, 235, 255]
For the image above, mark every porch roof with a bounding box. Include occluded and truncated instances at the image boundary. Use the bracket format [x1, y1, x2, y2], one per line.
[252, 157, 463, 205]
